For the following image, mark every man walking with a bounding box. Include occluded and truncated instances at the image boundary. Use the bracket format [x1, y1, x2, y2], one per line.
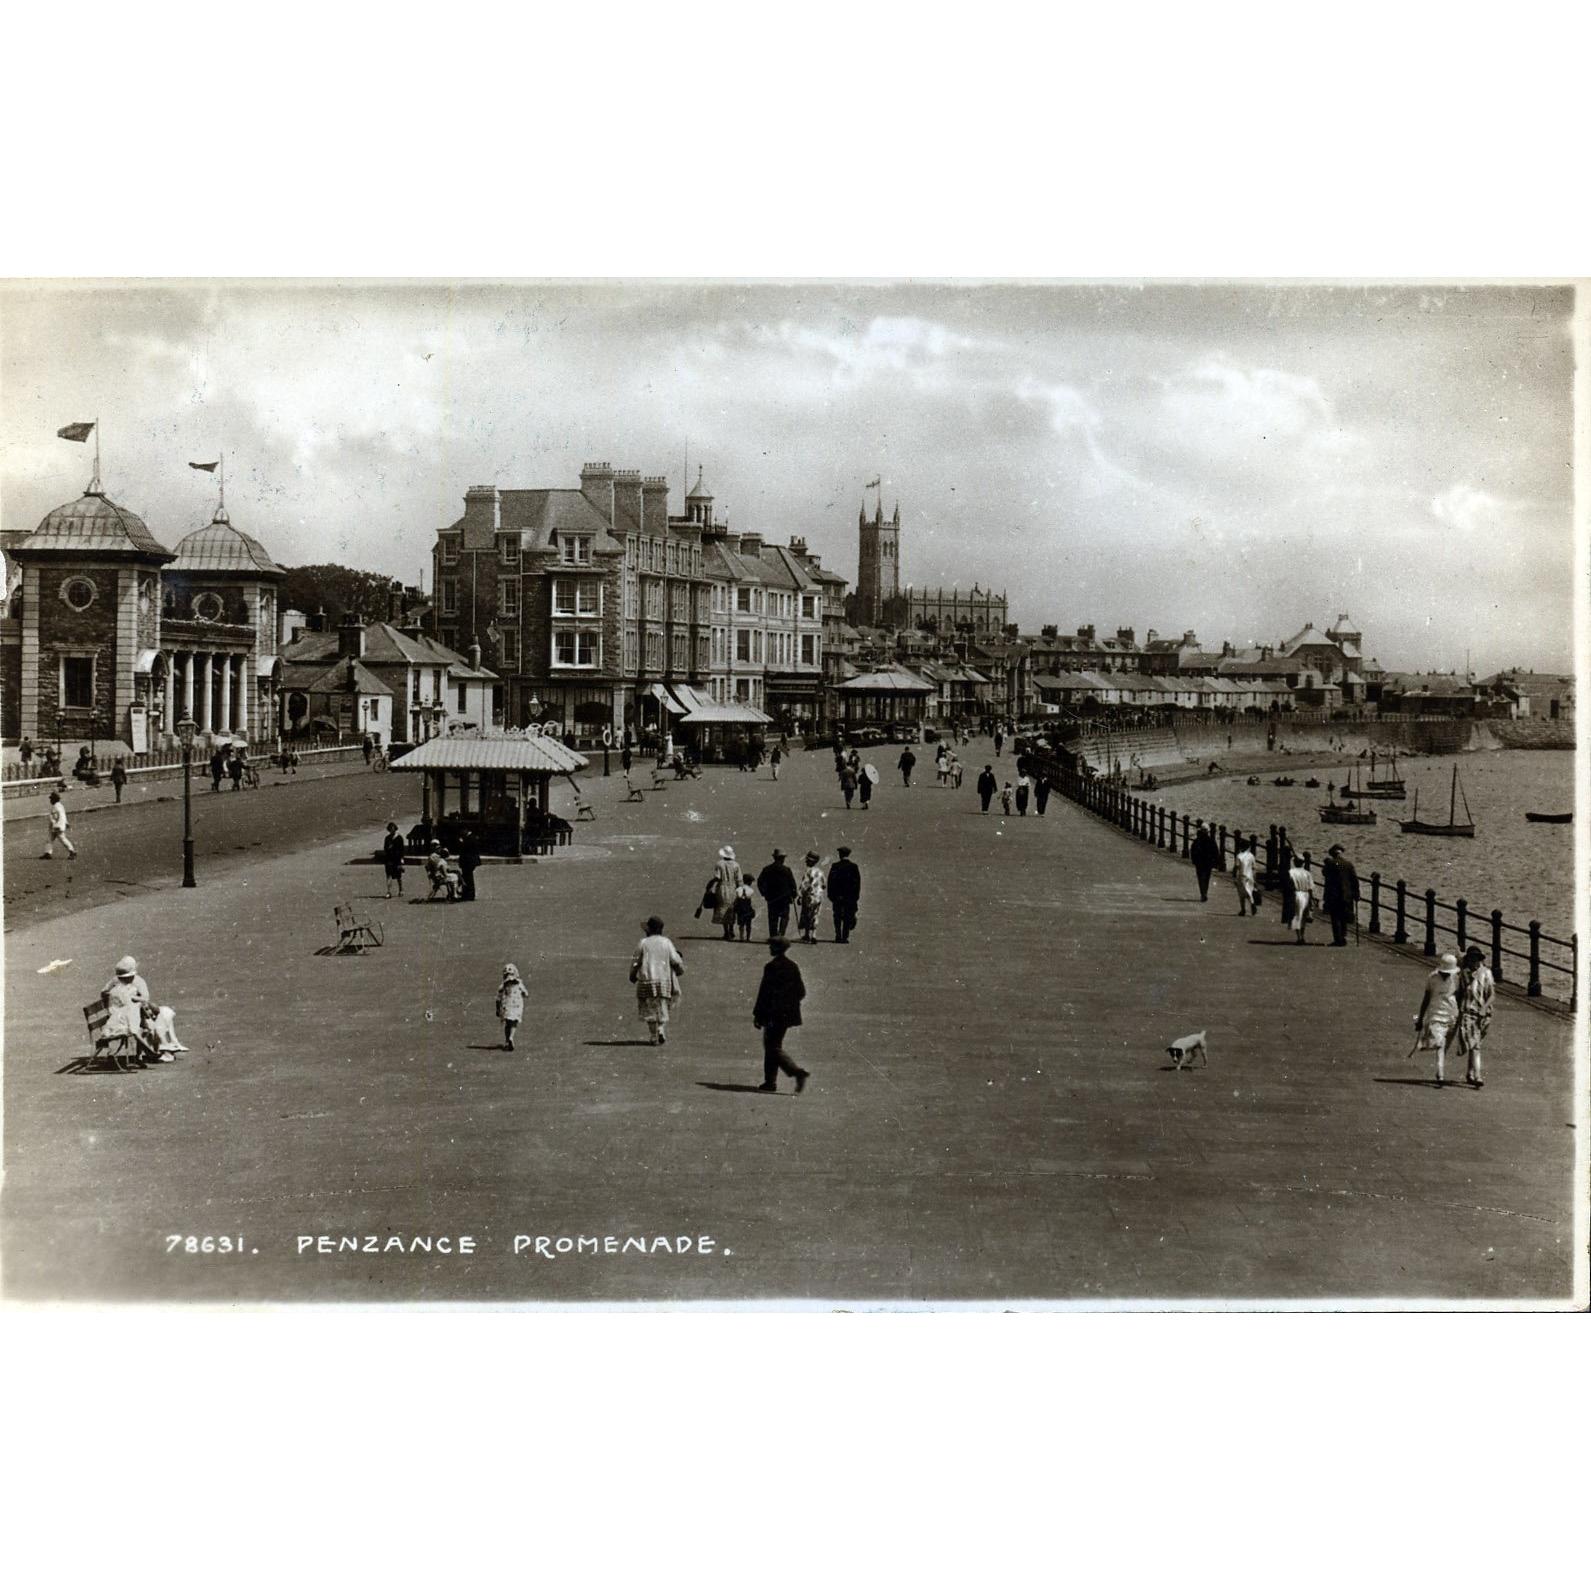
[1190, 820, 1221, 901]
[110, 756, 128, 804]
[839, 763, 857, 809]
[770, 743, 782, 781]
[828, 845, 861, 943]
[209, 746, 225, 792]
[756, 848, 797, 940]
[753, 938, 810, 1094]
[41, 789, 77, 859]
[362, 732, 374, 765]
[977, 763, 997, 813]
[1321, 843, 1360, 947]
[994, 728, 1004, 757]
[898, 745, 916, 787]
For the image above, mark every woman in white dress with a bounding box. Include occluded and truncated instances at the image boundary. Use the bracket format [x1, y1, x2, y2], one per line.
[711, 846, 742, 941]
[1414, 953, 1461, 1087]
[630, 917, 685, 1045]
[1288, 854, 1314, 944]
[101, 955, 186, 1060]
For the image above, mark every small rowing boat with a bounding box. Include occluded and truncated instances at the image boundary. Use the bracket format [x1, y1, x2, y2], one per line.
[1525, 811, 1571, 824]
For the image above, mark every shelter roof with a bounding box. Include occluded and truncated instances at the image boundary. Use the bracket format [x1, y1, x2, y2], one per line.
[390, 732, 589, 773]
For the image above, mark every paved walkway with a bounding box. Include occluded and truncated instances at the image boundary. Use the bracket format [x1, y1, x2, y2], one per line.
[1, 738, 1579, 1305]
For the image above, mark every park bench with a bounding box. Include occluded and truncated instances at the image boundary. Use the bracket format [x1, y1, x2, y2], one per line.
[623, 774, 646, 802]
[79, 992, 151, 1072]
[570, 784, 595, 821]
[649, 766, 668, 790]
[333, 902, 384, 951]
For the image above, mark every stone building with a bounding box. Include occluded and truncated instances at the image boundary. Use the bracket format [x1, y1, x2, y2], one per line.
[431, 461, 712, 742]
[903, 583, 1008, 637]
[848, 491, 901, 626]
[1, 478, 282, 751]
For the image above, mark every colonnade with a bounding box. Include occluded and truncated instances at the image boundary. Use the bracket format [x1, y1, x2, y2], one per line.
[170, 649, 251, 737]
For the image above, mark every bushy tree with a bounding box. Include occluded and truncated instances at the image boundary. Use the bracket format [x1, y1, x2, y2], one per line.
[281, 564, 400, 624]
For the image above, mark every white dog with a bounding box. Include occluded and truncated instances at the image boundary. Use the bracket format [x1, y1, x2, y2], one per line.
[1167, 1030, 1208, 1070]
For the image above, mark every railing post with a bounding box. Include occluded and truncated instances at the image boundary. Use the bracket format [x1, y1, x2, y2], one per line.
[1160, 807, 1169, 849]
[1394, 880, 1408, 944]
[1368, 872, 1381, 936]
[1455, 898, 1467, 951]
[1266, 824, 1278, 887]
[1573, 933, 1579, 1014]
[1527, 921, 1542, 998]
[1490, 909, 1503, 980]
[1218, 824, 1228, 860]
[1181, 812, 1191, 858]
[1423, 889, 1437, 957]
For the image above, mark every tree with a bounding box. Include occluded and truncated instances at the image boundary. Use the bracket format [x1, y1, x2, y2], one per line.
[281, 564, 402, 625]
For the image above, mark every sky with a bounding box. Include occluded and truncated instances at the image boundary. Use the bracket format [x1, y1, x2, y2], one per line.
[0, 280, 1575, 674]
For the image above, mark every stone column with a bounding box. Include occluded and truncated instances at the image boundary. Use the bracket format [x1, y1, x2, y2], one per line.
[233, 656, 248, 735]
[195, 653, 208, 731]
[181, 651, 194, 719]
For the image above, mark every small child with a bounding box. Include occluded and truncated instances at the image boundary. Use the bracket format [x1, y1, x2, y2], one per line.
[1000, 781, 1014, 815]
[496, 963, 528, 1051]
[734, 881, 757, 942]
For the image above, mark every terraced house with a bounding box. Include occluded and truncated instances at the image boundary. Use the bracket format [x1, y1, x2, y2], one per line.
[431, 462, 714, 743]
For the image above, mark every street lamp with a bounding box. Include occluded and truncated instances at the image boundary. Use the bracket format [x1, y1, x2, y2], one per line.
[176, 715, 197, 888]
[526, 693, 542, 724]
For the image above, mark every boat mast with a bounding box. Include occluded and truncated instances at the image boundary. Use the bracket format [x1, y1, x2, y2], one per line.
[1449, 765, 1457, 826]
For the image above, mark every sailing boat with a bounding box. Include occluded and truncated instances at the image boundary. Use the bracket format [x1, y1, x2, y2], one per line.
[1320, 769, 1377, 825]
[1364, 748, 1406, 797]
[1342, 746, 1404, 800]
[1400, 765, 1475, 838]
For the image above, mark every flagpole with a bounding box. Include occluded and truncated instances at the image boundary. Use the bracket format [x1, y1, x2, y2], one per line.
[219, 451, 226, 519]
[92, 416, 101, 493]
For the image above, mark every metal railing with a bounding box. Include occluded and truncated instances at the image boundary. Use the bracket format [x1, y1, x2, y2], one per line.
[1046, 758, 1577, 1011]
[3, 736, 367, 791]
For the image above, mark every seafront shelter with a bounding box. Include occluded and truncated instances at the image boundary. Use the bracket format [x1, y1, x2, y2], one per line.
[836, 665, 934, 728]
[652, 681, 771, 761]
[389, 728, 589, 856]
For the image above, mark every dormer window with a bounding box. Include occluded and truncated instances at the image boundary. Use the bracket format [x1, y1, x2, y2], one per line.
[555, 534, 592, 565]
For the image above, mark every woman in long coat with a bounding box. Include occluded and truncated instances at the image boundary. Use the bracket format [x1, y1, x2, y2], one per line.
[712, 845, 742, 941]
[796, 850, 826, 944]
[496, 963, 528, 1051]
[631, 916, 685, 1045]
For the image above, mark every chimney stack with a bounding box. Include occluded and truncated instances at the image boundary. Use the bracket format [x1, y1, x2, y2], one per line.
[338, 613, 364, 659]
[310, 607, 327, 634]
[641, 475, 669, 534]
[580, 461, 615, 522]
[612, 468, 643, 530]
[469, 640, 482, 670]
[463, 484, 501, 535]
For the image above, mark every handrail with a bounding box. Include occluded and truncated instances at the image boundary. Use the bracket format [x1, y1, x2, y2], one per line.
[1042, 754, 1577, 1011]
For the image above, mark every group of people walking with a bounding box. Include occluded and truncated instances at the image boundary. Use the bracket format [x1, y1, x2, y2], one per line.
[703, 844, 861, 947]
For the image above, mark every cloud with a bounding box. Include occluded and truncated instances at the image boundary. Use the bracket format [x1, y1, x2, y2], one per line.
[1429, 481, 1509, 534]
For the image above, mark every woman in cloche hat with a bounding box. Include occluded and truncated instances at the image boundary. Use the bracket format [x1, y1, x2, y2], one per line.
[1413, 952, 1461, 1087]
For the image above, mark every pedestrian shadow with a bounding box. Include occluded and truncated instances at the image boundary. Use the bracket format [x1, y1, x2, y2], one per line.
[465, 1043, 508, 1052]
[1373, 1077, 1447, 1088]
[696, 1081, 769, 1094]
[585, 1039, 655, 1048]
[1246, 939, 1320, 947]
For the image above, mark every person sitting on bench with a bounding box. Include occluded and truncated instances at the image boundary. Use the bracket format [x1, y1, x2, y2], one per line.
[101, 955, 187, 1060]
[671, 752, 700, 780]
[424, 843, 461, 900]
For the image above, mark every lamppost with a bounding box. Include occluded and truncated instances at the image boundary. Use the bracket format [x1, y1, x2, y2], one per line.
[54, 711, 64, 761]
[526, 693, 542, 729]
[176, 715, 197, 888]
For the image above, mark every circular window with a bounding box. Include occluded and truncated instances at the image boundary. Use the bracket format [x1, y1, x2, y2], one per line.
[192, 591, 225, 623]
[60, 576, 97, 612]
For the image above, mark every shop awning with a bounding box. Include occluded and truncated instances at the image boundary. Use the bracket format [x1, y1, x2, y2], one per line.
[133, 648, 159, 675]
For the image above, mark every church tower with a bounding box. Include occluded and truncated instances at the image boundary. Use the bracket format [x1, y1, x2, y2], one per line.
[854, 488, 901, 626]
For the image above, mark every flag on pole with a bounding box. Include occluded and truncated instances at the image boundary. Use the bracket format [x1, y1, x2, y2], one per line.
[58, 422, 95, 442]
[189, 461, 220, 472]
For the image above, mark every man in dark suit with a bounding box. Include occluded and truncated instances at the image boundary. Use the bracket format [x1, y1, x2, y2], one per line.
[756, 848, 797, 940]
[753, 938, 809, 1093]
[458, 830, 482, 902]
[976, 764, 998, 813]
[827, 845, 861, 943]
[1321, 843, 1360, 947]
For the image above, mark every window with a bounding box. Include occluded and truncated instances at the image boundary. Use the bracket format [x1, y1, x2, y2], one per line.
[456, 683, 468, 712]
[441, 628, 458, 652]
[576, 582, 600, 618]
[499, 535, 521, 566]
[802, 594, 816, 619]
[624, 573, 638, 619]
[671, 632, 686, 672]
[61, 654, 94, 708]
[442, 580, 458, 615]
[554, 630, 598, 667]
[60, 576, 98, 612]
[753, 631, 763, 664]
[553, 579, 575, 616]
[499, 579, 519, 618]
[440, 537, 458, 565]
[736, 588, 752, 613]
[736, 630, 751, 663]
[501, 629, 520, 668]
[555, 534, 592, 565]
[801, 634, 817, 665]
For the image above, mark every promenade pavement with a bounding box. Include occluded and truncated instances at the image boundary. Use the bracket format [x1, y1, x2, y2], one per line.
[1, 738, 1579, 1305]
